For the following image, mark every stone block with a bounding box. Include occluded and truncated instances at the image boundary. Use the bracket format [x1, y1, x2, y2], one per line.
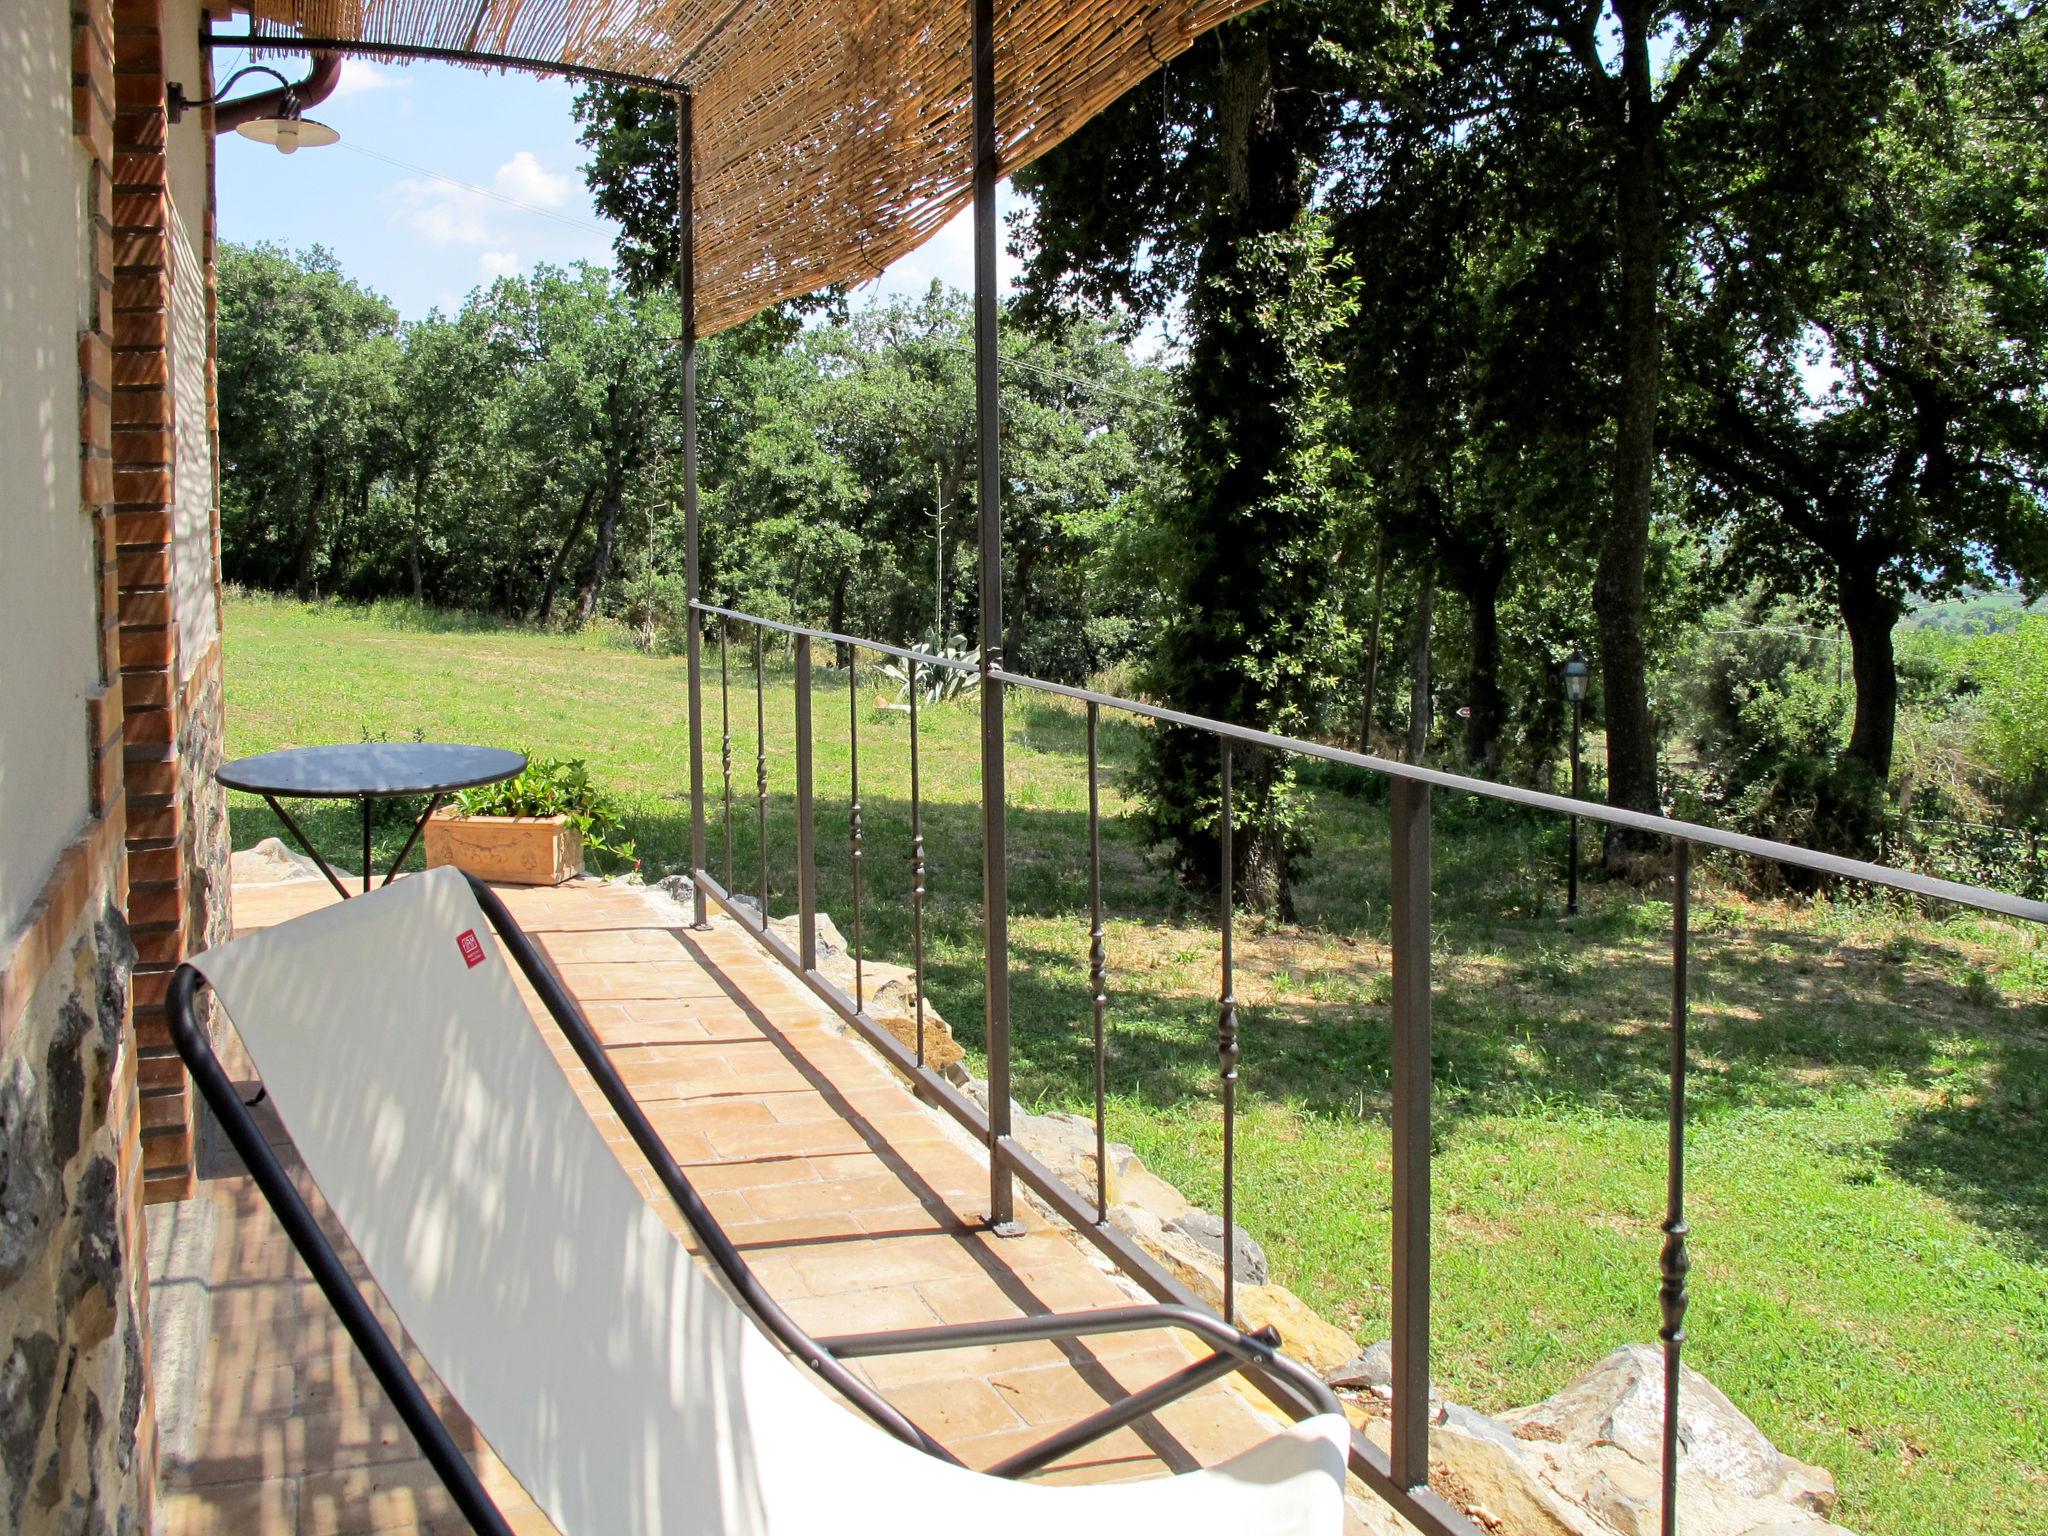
[1502, 1344, 1798, 1504]
[1232, 1282, 1358, 1374]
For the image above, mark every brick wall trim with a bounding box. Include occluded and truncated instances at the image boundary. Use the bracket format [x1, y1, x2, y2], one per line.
[0, 810, 126, 1048]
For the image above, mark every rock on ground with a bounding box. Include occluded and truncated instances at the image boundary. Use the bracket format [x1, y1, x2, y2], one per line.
[1502, 1345, 1837, 1515]
[229, 837, 338, 885]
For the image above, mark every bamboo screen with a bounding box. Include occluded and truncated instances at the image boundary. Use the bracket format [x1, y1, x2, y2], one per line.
[240, 0, 1265, 334]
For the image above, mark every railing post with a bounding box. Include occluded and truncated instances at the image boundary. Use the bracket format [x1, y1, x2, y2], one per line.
[849, 651, 864, 1010]
[972, 0, 1018, 1234]
[677, 88, 708, 928]
[1087, 700, 1108, 1224]
[1218, 743, 1239, 1323]
[1389, 776, 1433, 1492]
[1661, 839, 1693, 1536]
[755, 632, 769, 914]
[794, 634, 818, 972]
[909, 663, 929, 1066]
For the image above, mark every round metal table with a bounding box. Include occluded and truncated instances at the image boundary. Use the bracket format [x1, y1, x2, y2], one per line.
[219, 743, 527, 900]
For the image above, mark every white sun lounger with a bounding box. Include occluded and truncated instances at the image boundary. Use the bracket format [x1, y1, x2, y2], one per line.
[171, 867, 1348, 1536]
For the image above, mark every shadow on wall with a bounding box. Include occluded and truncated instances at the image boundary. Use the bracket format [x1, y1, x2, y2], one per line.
[0, 2, 103, 937]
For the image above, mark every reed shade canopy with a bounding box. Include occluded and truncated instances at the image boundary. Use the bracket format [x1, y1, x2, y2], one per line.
[236, 0, 1267, 334]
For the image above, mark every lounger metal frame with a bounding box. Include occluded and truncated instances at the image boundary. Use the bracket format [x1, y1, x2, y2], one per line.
[168, 875, 1341, 1536]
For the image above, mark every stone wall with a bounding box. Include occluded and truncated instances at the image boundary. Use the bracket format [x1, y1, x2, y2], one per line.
[0, 879, 153, 1535]
[177, 653, 232, 996]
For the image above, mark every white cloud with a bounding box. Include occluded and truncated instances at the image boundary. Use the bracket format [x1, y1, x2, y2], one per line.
[330, 60, 404, 100]
[391, 151, 582, 246]
[494, 151, 573, 209]
[479, 251, 522, 280]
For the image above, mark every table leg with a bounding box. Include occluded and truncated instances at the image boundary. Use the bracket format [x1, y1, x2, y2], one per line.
[262, 796, 353, 901]
[383, 794, 445, 886]
[362, 799, 373, 896]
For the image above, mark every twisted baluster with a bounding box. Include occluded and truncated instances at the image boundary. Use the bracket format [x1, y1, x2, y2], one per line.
[908, 662, 928, 1065]
[719, 628, 733, 892]
[755, 631, 769, 913]
[849, 652, 864, 1010]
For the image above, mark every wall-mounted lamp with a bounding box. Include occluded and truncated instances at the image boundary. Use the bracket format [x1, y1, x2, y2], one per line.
[167, 58, 342, 153]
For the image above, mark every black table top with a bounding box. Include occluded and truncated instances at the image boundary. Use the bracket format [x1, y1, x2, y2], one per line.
[218, 743, 527, 799]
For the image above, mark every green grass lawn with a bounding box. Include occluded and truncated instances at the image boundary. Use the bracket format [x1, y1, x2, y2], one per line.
[223, 591, 2048, 1535]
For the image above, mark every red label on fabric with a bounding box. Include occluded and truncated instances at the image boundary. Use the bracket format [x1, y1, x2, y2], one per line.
[457, 930, 486, 968]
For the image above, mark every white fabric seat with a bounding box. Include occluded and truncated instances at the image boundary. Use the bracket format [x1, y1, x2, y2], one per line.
[189, 867, 1347, 1536]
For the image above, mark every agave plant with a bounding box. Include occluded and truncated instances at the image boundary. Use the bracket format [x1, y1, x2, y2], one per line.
[878, 633, 982, 706]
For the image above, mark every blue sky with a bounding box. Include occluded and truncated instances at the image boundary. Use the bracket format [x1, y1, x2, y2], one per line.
[214, 55, 1021, 321]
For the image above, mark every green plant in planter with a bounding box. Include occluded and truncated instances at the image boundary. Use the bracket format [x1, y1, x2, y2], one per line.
[455, 755, 638, 873]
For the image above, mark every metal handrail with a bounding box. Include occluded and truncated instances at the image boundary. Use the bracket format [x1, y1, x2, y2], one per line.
[692, 600, 981, 674]
[688, 598, 2048, 923]
[989, 665, 2048, 923]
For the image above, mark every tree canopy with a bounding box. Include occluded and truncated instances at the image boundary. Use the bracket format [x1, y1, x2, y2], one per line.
[217, 0, 2048, 878]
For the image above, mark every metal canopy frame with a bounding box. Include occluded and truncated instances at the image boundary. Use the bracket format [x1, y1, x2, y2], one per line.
[203, 28, 686, 93]
[165, 877, 1341, 1535]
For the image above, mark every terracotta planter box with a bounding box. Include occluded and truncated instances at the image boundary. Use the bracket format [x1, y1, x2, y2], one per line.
[423, 810, 584, 886]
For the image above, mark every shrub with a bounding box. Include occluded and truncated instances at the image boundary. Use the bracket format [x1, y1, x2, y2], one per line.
[1669, 604, 1895, 863]
[1969, 616, 2048, 819]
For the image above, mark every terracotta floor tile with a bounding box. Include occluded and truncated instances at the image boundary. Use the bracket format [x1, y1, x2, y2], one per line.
[294, 1459, 463, 1535]
[743, 1172, 943, 1221]
[858, 1336, 1075, 1391]
[778, 1282, 938, 1337]
[160, 1475, 297, 1535]
[874, 1376, 1022, 1440]
[952, 1423, 1162, 1483]
[788, 1232, 988, 1295]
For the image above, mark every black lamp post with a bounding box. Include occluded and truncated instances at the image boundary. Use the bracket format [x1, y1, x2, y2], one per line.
[1563, 648, 1590, 916]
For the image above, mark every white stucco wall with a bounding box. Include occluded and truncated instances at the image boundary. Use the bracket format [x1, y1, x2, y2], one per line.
[0, 0, 100, 938]
[165, 0, 220, 679]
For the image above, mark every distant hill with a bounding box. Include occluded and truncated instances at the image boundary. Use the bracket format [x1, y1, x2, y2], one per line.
[1902, 587, 2047, 635]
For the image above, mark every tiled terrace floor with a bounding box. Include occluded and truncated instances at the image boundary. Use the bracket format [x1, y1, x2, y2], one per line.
[154, 872, 1319, 1535]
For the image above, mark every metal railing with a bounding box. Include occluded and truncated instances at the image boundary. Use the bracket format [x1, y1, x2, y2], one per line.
[684, 598, 2048, 1536]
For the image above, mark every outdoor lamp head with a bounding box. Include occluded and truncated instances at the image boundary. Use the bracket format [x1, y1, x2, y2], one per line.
[235, 112, 339, 154]
[1563, 648, 1591, 703]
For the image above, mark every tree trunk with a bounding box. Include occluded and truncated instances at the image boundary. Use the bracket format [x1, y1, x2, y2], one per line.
[1407, 562, 1434, 764]
[293, 453, 330, 603]
[1462, 559, 1505, 772]
[408, 469, 427, 605]
[829, 573, 851, 669]
[1595, 7, 1667, 859]
[1360, 534, 1387, 753]
[578, 458, 626, 626]
[1839, 568, 1901, 781]
[537, 482, 598, 625]
[1009, 542, 1040, 674]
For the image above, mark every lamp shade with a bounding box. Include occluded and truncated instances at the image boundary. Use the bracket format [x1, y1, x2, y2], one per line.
[235, 115, 339, 154]
[1563, 649, 1591, 702]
